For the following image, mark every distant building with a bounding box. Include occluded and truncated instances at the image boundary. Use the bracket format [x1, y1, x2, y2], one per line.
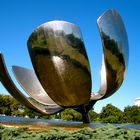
[135, 97, 140, 107]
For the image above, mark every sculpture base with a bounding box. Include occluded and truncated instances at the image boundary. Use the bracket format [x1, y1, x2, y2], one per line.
[82, 112, 90, 124]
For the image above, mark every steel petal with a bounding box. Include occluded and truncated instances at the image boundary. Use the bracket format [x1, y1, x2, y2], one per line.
[91, 9, 129, 100]
[28, 20, 91, 107]
[0, 53, 63, 114]
[12, 66, 56, 105]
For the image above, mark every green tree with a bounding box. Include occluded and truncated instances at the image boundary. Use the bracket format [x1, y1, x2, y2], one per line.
[122, 105, 140, 124]
[0, 94, 23, 116]
[23, 107, 42, 118]
[99, 104, 123, 123]
[10, 98, 23, 116]
[61, 109, 82, 121]
[0, 95, 12, 115]
[89, 110, 99, 122]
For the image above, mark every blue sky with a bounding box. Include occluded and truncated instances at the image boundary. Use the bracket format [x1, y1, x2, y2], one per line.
[0, 0, 140, 113]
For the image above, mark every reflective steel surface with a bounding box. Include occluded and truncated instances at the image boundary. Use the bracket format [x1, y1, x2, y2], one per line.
[28, 21, 91, 107]
[0, 9, 129, 123]
[91, 9, 129, 100]
[0, 53, 63, 114]
[12, 66, 56, 105]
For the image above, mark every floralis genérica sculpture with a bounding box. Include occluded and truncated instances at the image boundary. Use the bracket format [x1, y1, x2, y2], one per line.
[0, 9, 129, 123]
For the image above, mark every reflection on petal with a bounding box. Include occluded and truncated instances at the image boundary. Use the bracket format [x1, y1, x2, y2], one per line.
[28, 20, 91, 107]
[91, 9, 128, 100]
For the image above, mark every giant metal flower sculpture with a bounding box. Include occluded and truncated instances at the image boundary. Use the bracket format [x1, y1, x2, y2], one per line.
[0, 9, 129, 123]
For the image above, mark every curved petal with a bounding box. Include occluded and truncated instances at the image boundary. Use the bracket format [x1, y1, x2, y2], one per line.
[91, 9, 129, 100]
[27, 20, 91, 107]
[12, 66, 56, 105]
[0, 53, 63, 114]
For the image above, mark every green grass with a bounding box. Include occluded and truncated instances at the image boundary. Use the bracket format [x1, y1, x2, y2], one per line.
[0, 124, 140, 140]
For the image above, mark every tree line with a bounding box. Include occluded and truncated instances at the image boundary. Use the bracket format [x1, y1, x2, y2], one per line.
[0, 94, 140, 124]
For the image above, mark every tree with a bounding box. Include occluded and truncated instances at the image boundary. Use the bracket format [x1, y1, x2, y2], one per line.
[23, 107, 42, 118]
[0, 94, 23, 116]
[10, 98, 24, 116]
[89, 110, 99, 122]
[1, 94, 140, 124]
[61, 109, 82, 121]
[122, 105, 140, 124]
[0, 95, 12, 115]
[99, 104, 123, 123]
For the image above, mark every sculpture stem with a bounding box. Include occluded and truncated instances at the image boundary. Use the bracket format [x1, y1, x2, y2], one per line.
[82, 112, 90, 124]
[74, 100, 97, 123]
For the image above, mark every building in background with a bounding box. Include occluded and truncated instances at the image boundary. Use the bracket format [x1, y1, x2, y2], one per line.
[135, 97, 140, 107]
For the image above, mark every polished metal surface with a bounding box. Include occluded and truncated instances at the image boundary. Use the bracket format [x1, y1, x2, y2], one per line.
[27, 21, 91, 107]
[0, 9, 129, 123]
[91, 9, 129, 100]
[12, 66, 56, 105]
[0, 53, 63, 114]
